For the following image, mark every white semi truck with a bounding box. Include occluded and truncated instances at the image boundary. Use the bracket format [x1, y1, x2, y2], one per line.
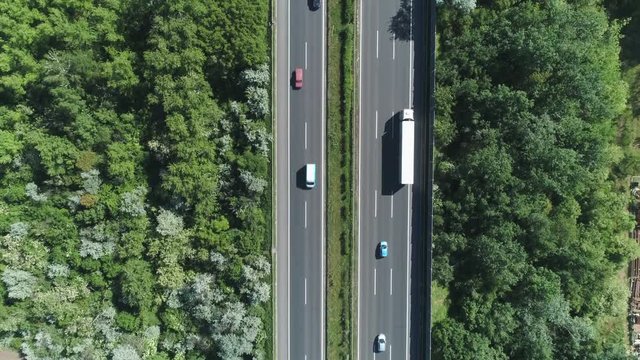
[400, 109, 415, 185]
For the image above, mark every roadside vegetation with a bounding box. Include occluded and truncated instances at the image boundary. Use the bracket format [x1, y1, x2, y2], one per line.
[606, 0, 640, 351]
[432, 0, 639, 359]
[326, 0, 356, 357]
[0, 1, 273, 359]
[607, 0, 640, 181]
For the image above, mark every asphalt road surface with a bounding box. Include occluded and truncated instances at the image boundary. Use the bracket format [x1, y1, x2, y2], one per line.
[275, 0, 326, 358]
[357, 0, 428, 358]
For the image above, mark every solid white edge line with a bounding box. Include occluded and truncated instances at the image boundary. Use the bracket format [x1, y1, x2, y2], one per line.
[321, 0, 326, 358]
[405, 185, 411, 359]
[357, 0, 363, 355]
[406, 1, 414, 358]
[409, 39, 413, 106]
[408, 0, 414, 107]
[286, 0, 291, 356]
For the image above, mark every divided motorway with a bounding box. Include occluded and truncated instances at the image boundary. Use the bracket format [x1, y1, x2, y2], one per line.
[275, 0, 326, 359]
[358, 0, 428, 358]
[275, 0, 428, 358]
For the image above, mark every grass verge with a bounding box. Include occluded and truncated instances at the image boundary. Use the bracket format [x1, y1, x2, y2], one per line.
[431, 284, 449, 327]
[594, 270, 630, 350]
[326, 0, 356, 358]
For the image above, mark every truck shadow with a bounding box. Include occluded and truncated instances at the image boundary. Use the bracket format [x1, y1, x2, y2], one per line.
[381, 112, 402, 196]
[296, 167, 307, 189]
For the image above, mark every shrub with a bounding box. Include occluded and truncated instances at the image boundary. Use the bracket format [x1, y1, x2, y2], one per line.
[112, 344, 141, 360]
[120, 186, 147, 216]
[47, 264, 70, 279]
[25, 183, 48, 202]
[2, 268, 37, 300]
[241, 64, 269, 87]
[245, 86, 269, 118]
[156, 209, 184, 237]
[116, 311, 141, 332]
[79, 193, 98, 208]
[76, 150, 99, 172]
[81, 169, 102, 194]
[9, 222, 29, 239]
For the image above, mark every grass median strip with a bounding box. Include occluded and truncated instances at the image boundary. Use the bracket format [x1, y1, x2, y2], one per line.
[326, 0, 355, 358]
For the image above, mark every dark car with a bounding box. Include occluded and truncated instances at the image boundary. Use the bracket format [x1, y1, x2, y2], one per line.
[310, 0, 320, 10]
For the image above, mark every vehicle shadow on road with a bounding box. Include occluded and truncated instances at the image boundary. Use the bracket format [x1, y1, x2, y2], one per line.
[388, 0, 412, 41]
[296, 167, 307, 189]
[372, 338, 380, 354]
[381, 113, 402, 196]
[374, 243, 383, 259]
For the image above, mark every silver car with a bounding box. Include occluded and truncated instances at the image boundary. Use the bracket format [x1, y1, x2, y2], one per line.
[375, 334, 387, 352]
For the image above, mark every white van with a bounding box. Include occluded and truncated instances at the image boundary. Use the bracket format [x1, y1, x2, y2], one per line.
[306, 163, 316, 188]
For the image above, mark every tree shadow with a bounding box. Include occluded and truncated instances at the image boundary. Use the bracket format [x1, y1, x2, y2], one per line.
[381, 112, 402, 195]
[605, 0, 640, 67]
[388, 0, 413, 41]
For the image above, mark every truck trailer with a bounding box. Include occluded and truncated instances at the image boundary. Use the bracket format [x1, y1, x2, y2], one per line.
[400, 109, 415, 185]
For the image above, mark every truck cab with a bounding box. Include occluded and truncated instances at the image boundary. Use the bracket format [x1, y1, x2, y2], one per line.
[402, 108, 414, 121]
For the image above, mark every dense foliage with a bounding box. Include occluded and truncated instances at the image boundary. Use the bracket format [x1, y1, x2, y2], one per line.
[605, 0, 640, 180]
[0, 0, 272, 359]
[433, 0, 638, 359]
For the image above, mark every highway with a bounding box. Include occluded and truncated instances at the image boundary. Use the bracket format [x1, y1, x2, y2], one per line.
[275, 0, 326, 358]
[357, 0, 428, 358]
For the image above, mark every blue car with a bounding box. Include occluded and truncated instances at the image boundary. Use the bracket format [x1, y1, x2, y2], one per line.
[379, 241, 388, 258]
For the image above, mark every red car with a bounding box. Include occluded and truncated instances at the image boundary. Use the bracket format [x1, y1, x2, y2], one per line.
[294, 68, 303, 89]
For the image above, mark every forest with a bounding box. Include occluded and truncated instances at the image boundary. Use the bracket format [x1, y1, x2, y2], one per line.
[432, 0, 640, 359]
[0, 0, 272, 359]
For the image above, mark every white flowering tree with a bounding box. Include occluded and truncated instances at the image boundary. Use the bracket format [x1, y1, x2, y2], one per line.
[2, 268, 38, 300]
[156, 209, 184, 237]
[112, 344, 141, 360]
[120, 186, 147, 216]
[240, 256, 271, 305]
